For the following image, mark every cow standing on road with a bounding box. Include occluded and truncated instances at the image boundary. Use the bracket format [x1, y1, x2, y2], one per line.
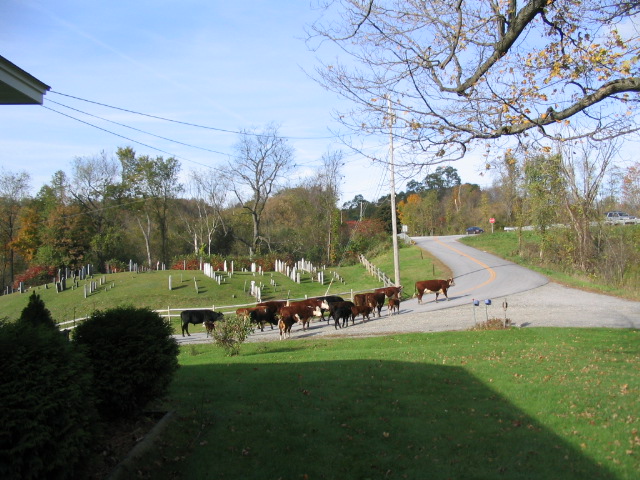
[365, 292, 386, 317]
[387, 297, 400, 316]
[180, 310, 224, 337]
[414, 278, 455, 303]
[374, 285, 403, 300]
[320, 300, 355, 329]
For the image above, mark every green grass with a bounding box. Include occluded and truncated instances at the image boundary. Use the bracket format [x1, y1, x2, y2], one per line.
[0, 245, 445, 333]
[128, 328, 639, 479]
[460, 231, 640, 301]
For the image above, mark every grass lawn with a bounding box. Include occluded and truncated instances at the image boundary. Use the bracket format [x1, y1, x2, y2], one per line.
[127, 328, 639, 480]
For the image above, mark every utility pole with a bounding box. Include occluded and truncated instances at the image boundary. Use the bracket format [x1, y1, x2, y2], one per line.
[386, 95, 401, 287]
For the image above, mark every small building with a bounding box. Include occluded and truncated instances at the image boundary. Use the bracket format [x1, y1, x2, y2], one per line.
[0, 55, 50, 105]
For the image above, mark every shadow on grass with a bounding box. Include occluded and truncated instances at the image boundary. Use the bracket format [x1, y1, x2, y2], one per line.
[132, 360, 617, 480]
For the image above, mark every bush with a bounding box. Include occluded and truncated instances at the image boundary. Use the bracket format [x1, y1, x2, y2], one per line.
[18, 292, 57, 329]
[12, 264, 57, 290]
[212, 315, 254, 356]
[73, 306, 180, 419]
[0, 322, 98, 480]
[468, 318, 511, 331]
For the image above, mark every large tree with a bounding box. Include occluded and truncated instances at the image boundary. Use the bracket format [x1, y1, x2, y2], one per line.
[222, 124, 294, 255]
[69, 152, 122, 268]
[118, 147, 183, 267]
[0, 169, 31, 288]
[181, 169, 228, 255]
[309, 0, 640, 166]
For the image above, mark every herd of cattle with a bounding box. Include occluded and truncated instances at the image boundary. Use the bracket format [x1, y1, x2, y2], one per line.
[180, 277, 455, 340]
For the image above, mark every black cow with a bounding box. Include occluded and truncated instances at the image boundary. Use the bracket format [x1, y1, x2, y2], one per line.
[314, 295, 344, 323]
[181, 309, 224, 337]
[249, 307, 278, 332]
[321, 300, 355, 329]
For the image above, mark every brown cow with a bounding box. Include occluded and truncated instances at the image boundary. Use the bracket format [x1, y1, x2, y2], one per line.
[414, 278, 455, 303]
[279, 302, 322, 332]
[365, 292, 386, 317]
[374, 285, 403, 299]
[351, 304, 373, 324]
[204, 320, 216, 337]
[387, 297, 400, 316]
[278, 316, 297, 340]
[257, 300, 287, 315]
[353, 293, 369, 307]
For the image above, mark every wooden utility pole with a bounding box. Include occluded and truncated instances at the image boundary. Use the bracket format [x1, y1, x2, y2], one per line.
[386, 95, 401, 287]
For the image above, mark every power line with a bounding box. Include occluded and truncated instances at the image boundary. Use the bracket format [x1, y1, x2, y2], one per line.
[49, 90, 341, 141]
[42, 105, 225, 171]
[46, 98, 230, 157]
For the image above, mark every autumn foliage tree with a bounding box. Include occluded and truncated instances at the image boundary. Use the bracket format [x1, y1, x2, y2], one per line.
[309, 0, 640, 167]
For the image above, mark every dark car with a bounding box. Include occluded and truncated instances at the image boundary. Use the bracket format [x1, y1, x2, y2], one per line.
[466, 226, 484, 234]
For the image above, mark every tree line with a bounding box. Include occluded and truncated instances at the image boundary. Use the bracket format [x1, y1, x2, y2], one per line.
[1, 126, 639, 293]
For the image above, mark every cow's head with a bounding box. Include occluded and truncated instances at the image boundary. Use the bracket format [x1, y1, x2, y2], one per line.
[312, 306, 322, 317]
[320, 300, 330, 310]
[448, 278, 455, 286]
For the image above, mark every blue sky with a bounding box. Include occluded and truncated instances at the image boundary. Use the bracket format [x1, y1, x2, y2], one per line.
[1, 0, 493, 204]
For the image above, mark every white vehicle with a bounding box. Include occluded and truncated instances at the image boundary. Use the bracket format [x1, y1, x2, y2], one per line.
[604, 211, 640, 225]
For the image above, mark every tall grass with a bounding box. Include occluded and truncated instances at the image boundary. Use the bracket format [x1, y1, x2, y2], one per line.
[128, 328, 639, 479]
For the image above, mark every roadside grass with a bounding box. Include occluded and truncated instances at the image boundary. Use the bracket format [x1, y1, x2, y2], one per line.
[129, 328, 639, 480]
[460, 230, 640, 301]
[0, 245, 443, 332]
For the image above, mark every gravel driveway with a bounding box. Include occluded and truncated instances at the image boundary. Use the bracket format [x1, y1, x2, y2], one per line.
[175, 236, 640, 345]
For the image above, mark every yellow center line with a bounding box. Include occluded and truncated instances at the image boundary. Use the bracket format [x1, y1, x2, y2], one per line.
[433, 237, 496, 295]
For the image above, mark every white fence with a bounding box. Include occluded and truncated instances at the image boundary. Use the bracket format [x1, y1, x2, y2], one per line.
[55, 255, 394, 331]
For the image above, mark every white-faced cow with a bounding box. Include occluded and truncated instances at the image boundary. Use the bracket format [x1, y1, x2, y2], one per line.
[279, 302, 322, 332]
[414, 278, 455, 304]
[316, 295, 344, 323]
[181, 309, 224, 337]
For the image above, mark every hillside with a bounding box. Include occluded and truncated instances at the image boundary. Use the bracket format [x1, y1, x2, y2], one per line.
[0, 244, 450, 329]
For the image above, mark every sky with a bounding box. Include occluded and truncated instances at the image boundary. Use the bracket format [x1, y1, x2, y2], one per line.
[0, 0, 495, 205]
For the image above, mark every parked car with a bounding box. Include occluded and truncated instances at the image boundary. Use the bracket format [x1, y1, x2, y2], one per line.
[466, 226, 484, 234]
[604, 211, 639, 225]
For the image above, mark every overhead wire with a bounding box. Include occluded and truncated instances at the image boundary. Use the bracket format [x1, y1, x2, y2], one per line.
[46, 98, 231, 157]
[42, 105, 228, 171]
[49, 90, 341, 140]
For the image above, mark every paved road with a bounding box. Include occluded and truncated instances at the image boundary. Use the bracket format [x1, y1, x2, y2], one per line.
[410, 235, 549, 307]
[175, 235, 640, 344]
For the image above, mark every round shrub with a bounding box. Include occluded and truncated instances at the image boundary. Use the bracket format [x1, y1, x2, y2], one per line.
[73, 306, 180, 419]
[0, 322, 98, 480]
